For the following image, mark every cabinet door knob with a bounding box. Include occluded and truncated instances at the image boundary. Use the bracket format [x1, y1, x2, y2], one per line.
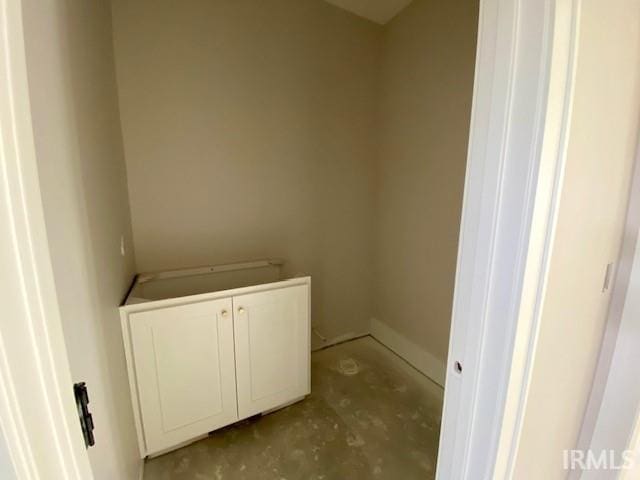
[221, 309, 228, 318]
[238, 307, 245, 314]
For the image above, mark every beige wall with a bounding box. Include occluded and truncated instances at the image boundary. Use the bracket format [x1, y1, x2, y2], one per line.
[22, 1, 140, 479]
[514, 1, 640, 478]
[111, 0, 380, 342]
[375, 0, 478, 362]
[112, 0, 478, 355]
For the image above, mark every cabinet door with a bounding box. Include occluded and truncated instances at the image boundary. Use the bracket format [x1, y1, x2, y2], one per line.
[129, 298, 238, 455]
[233, 284, 310, 419]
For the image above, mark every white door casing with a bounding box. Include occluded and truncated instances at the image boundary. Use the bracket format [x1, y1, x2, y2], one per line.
[129, 299, 238, 455]
[0, 0, 95, 478]
[233, 285, 310, 419]
[437, 0, 581, 478]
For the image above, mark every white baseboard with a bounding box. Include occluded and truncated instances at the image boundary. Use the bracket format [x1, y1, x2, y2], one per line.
[370, 318, 446, 387]
[311, 330, 369, 352]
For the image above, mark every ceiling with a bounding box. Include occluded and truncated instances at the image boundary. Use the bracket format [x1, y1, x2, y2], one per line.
[323, 0, 415, 25]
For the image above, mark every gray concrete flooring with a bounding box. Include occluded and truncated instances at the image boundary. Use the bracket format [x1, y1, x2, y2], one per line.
[143, 336, 444, 480]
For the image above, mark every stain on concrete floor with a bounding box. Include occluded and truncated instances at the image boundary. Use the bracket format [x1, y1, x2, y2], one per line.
[143, 336, 444, 480]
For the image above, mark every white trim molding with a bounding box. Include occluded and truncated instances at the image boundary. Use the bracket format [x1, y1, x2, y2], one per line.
[0, 0, 93, 478]
[436, 0, 581, 479]
[370, 318, 445, 387]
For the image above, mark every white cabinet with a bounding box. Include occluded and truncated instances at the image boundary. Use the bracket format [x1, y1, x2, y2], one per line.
[128, 298, 238, 455]
[233, 285, 310, 419]
[120, 271, 310, 458]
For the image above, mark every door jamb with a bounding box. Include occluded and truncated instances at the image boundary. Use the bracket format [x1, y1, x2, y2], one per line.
[0, 0, 94, 478]
[437, 0, 581, 478]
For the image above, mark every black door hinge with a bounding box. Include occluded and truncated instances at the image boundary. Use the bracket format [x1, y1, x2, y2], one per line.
[73, 382, 95, 448]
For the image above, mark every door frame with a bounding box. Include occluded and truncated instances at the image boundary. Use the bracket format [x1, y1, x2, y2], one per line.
[0, 0, 94, 478]
[436, 0, 582, 478]
[0, 0, 585, 479]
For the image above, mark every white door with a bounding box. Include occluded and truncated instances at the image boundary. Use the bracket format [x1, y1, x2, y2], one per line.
[233, 285, 310, 419]
[129, 299, 238, 455]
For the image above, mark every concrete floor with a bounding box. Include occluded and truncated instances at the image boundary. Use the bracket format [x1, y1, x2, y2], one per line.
[143, 336, 444, 480]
